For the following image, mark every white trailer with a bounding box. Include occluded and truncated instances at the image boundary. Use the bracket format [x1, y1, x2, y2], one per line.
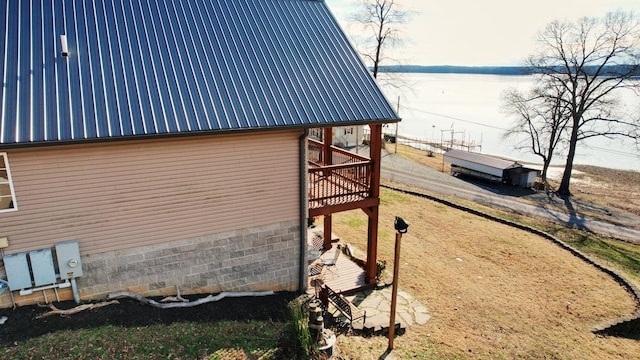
[444, 149, 539, 188]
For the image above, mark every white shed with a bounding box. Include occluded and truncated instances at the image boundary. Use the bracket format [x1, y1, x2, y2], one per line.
[444, 149, 540, 187]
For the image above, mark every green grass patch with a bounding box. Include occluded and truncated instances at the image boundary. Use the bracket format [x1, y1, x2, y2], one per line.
[2, 320, 284, 359]
[380, 188, 413, 205]
[563, 233, 640, 281]
[345, 216, 366, 228]
[379, 229, 392, 242]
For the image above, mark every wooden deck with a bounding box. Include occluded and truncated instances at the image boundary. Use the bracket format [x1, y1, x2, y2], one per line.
[308, 243, 368, 295]
[307, 138, 377, 217]
[308, 166, 370, 209]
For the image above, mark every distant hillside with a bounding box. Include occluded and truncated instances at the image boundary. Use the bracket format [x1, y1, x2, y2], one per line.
[377, 65, 639, 77]
[378, 65, 531, 75]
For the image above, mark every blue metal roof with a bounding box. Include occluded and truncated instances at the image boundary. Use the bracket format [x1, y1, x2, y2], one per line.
[0, 0, 399, 146]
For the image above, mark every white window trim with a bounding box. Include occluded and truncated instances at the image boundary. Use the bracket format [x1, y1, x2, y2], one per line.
[0, 152, 17, 212]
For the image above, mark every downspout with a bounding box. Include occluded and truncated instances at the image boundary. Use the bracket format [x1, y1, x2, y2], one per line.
[70, 278, 80, 304]
[298, 129, 309, 292]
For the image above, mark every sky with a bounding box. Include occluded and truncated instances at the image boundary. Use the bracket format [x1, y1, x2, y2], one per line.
[325, 0, 640, 66]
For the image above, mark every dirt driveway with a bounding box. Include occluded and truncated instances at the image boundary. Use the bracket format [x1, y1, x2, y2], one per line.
[380, 151, 640, 243]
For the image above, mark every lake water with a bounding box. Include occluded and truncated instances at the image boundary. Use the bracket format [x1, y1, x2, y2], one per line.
[378, 73, 640, 171]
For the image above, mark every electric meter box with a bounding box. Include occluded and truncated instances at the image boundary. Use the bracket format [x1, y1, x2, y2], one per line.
[29, 248, 57, 286]
[4, 253, 32, 290]
[55, 241, 83, 279]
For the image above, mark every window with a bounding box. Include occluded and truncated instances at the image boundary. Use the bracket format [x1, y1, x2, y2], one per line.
[0, 153, 17, 212]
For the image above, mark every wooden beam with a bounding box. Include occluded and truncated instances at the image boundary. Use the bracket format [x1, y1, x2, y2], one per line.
[308, 197, 380, 218]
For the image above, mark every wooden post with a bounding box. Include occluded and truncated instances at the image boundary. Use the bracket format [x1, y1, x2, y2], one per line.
[323, 214, 332, 251]
[365, 124, 383, 284]
[322, 127, 333, 251]
[323, 128, 332, 166]
[387, 230, 402, 351]
[365, 207, 379, 284]
[369, 124, 382, 198]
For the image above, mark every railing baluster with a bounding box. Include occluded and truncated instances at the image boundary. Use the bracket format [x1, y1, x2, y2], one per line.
[308, 162, 371, 208]
[307, 138, 373, 210]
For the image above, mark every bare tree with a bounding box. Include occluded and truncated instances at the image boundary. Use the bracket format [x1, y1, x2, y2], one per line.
[350, 0, 407, 79]
[502, 83, 571, 184]
[527, 11, 640, 196]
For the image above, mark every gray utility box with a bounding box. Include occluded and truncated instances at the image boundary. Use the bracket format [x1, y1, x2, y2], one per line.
[29, 249, 57, 286]
[4, 253, 32, 290]
[55, 241, 83, 279]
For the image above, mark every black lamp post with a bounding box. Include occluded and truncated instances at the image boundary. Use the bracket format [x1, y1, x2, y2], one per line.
[394, 216, 409, 234]
[388, 216, 409, 351]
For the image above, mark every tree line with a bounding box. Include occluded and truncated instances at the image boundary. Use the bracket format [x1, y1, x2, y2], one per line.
[376, 65, 640, 77]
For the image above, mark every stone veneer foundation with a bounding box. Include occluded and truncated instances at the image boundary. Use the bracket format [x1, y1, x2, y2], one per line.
[0, 220, 301, 307]
[78, 220, 301, 300]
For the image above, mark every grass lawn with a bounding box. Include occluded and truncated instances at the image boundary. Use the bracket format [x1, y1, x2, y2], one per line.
[329, 186, 640, 359]
[2, 320, 283, 359]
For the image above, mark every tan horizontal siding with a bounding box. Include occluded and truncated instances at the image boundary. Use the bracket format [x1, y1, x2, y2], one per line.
[1, 130, 303, 255]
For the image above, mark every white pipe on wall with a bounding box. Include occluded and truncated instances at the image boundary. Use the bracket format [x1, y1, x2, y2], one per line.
[19, 280, 71, 296]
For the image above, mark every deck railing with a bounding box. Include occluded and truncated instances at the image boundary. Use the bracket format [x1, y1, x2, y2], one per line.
[308, 139, 372, 208]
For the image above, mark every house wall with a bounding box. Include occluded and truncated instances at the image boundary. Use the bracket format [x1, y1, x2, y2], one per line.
[309, 126, 365, 149]
[0, 130, 304, 307]
[332, 126, 364, 148]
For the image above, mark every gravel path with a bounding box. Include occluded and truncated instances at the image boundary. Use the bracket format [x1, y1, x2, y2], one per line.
[379, 150, 640, 243]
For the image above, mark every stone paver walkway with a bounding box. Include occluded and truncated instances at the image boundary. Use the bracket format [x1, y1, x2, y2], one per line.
[341, 287, 430, 334]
